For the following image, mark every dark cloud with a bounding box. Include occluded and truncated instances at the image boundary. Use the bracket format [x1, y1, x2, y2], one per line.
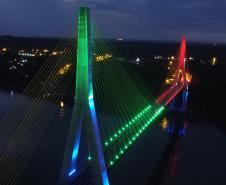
[0, 0, 225, 42]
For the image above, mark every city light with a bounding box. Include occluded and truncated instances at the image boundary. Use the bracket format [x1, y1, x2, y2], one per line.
[136, 57, 140, 62]
[2, 48, 7, 52]
[96, 54, 112, 62]
[52, 51, 58, 56]
[186, 73, 192, 83]
[211, 57, 217, 66]
[165, 79, 170, 84]
[18, 52, 36, 57]
[60, 101, 64, 108]
[58, 63, 72, 75]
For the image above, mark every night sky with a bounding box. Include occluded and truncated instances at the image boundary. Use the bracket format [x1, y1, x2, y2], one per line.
[0, 0, 226, 42]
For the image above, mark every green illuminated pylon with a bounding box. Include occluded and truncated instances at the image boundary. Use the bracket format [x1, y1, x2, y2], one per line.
[58, 7, 109, 185]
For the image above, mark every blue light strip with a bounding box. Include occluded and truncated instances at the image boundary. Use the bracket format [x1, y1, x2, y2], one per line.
[68, 169, 76, 176]
[67, 110, 84, 177]
[88, 93, 110, 185]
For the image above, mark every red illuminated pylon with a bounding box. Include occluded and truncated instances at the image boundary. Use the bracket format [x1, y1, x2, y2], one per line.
[156, 36, 191, 106]
[174, 36, 187, 86]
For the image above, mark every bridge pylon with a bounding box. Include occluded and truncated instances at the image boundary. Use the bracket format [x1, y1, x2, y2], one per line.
[169, 36, 189, 112]
[58, 7, 109, 185]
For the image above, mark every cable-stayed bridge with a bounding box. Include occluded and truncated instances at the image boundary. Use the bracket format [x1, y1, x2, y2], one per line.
[0, 7, 191, 185]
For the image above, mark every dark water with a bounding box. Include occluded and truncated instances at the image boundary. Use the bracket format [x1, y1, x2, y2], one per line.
[109, 112, 226, 185]
[0, 90, 226, 185]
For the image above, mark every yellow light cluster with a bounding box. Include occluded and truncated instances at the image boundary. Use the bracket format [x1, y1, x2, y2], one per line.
[18, 48, 52, 57]
[160, 117, 168, 130]
[96, 54, 112, 62]
[186, 73, 192, 83]
[165, 78, 175, 84]
[169, 61, 173, 66]
[58, 63, 72, 75]
[211, 57, 217, 66]
[52, 51, 58, 56]
[51, 51, 64, 56]
[165, 79, 170, 84]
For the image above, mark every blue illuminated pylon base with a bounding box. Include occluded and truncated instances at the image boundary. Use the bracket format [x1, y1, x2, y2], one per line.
[169, 88, 188, 113]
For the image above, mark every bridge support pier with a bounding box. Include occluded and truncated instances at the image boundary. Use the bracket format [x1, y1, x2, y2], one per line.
[180, 87, 188, 112]
[169, 98, 176, 111]
[169, 86, 188, 113]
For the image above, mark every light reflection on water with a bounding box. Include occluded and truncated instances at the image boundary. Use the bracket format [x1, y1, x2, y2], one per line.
[159, 115, 226, 185]
[160, 117, 169, 131]
[162, 116, 187, 181]
[59, 100, 65, 118]
[154, 116, 189, 184]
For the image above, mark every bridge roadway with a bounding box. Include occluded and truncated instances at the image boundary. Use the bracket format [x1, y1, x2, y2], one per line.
[66, 79, 187, 185]
[156, 83, 185, 106]
[72, 122, 170, 185]
[72, 113, 186, 185]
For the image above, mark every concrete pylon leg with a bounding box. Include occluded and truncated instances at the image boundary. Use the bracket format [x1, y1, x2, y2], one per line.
[169, 98, 176, 110]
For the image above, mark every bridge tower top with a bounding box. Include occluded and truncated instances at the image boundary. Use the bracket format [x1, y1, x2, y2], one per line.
[174, 36, 191, 89]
